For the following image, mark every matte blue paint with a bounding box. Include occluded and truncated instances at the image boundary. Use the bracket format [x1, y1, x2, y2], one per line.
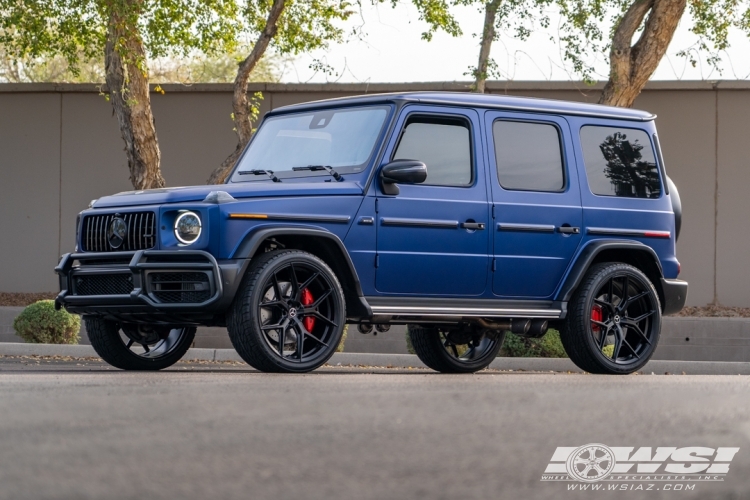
[74, 92, 682, 307]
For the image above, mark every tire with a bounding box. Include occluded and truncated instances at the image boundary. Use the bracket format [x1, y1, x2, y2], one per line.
[408, 325, 505, 373]
[559, 262, 662, 375]
[228, 249, 346, 373]
[85, 317, 195, 371]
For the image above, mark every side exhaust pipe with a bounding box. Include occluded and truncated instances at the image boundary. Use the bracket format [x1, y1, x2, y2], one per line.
[472, 318, 548, 338]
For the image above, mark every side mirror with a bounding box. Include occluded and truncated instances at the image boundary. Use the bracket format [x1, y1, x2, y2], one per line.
[380, 160, 427, 195]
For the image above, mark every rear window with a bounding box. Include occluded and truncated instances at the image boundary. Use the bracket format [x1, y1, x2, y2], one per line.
[580, 126, 661, 199]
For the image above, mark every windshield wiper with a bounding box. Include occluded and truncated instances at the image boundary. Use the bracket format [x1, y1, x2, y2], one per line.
[237, 169, 281, 182]
[292, 165, 343, 181]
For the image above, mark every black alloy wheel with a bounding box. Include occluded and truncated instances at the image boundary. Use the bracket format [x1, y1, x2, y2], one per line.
[409, 326, 506, 373]
[85, 317, 195, 370]
[228, 250, 346, 373]
[560, 263, 661, 374]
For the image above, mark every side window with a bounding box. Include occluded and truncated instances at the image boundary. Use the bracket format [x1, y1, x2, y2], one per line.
[393, 116, 472, 186]
[580, 126, 661, 199]
[493, 120, 564, 191]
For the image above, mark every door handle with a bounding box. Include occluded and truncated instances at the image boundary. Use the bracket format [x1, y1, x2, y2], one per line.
[461, 222, 485, 230]
[557, 226, 580, 234]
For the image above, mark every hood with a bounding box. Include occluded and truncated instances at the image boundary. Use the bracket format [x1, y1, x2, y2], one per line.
[92, 181, 365, 209]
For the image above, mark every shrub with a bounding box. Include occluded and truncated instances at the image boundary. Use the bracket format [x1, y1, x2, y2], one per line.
[12, 300, 81, 344]
[336, 325, 348, 353]
[499, 329, 567, 358]
[405, 325, 567, 358]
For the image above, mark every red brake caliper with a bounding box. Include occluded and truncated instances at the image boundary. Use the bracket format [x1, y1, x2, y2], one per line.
[591, 304, 603, 332]
[301, 288, 316, 332]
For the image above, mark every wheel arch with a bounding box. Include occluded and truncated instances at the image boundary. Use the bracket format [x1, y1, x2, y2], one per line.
[557, 240, 665, 308]
[231, 226, 371, 319]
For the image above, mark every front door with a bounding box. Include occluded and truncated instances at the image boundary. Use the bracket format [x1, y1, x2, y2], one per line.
[485, 112, 583, 298]
[375, 106, 490, 296]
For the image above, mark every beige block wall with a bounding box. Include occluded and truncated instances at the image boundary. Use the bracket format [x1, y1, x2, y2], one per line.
[0, 93, 63, 292]
[635, 90, 718, 306]
[0, 82, 745, 307]
[716, 91, 750, 307]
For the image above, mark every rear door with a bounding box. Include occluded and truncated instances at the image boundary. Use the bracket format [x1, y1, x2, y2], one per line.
[485, 112, 583, 298]
[375, 106, 490, 296]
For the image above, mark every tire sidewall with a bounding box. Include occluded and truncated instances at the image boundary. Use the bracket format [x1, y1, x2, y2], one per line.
[86, 317, 196, 371]
[412, 326, 505, 373]
[241, 251, 346, 373]
[579, 264, 662, 374]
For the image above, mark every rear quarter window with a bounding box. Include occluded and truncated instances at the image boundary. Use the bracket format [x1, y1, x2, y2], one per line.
[580, 126, 661, 199]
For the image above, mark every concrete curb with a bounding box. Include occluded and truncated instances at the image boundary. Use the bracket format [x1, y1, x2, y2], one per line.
[3, 343, 750, 374]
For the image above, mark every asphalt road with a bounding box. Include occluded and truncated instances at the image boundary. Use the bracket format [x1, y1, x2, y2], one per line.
[0, 356, 748, 500]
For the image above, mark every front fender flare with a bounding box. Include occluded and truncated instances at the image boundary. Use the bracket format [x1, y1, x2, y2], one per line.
[231, 225, 368, 314]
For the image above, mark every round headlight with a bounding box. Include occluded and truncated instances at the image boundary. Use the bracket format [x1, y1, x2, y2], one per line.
[174, 211, 201, 245]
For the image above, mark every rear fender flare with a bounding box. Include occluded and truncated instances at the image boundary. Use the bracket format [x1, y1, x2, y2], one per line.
[557, 240, 665, 304]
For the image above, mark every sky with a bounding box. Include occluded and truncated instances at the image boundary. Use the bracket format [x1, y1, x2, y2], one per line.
[280, 1, 750, 83]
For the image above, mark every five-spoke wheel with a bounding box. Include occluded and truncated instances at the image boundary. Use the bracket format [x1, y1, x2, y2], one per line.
[85, 317, 196, 370]
[560, 262, 661, 374]
[409, 326, 505, 373]
[228, 250, 346, 373]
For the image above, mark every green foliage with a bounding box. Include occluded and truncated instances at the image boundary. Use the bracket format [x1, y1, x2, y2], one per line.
[150, 52, 284, 83]
[399, 0, 464, 40]
[405, 325, 566, 358]
[499, 329, 567, 358]
[13, 300, 81, 345]
[552, 0, 750, 80]
[336, 325, 349, 352]
[0, 48, 284, 84]
[256, 0, 353, 56]
[0, 1, 242, 78]
[460, 0, 557, 82]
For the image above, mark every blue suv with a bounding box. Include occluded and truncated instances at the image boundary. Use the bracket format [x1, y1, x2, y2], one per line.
[55, 92, 687, 374]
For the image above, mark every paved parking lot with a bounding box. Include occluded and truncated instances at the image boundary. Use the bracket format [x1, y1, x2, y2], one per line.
[0, 356, 748, 500]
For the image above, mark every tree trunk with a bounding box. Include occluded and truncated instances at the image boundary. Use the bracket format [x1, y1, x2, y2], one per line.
[104, 4, 164, 190]
[206, 0, 286, 184]
[599, 0, 686, 107]
[473, 0, 501, 93]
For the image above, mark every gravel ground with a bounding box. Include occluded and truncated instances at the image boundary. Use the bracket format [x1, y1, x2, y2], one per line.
[0, 292, 56, 307]
[672, 305, 750, 317]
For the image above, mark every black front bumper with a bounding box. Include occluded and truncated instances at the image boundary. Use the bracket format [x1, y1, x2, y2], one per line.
[55, 250, 247, 325]
[660, 278, 688, 315]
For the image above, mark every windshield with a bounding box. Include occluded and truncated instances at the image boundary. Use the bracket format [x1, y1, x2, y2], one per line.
[231, 105, 390, 182]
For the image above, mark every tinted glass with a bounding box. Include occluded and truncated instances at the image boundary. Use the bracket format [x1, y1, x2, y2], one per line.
[580, 126, 661, 198]
[493, 120, 564, 191]
[393, 118, 471, 186]
[231, 106, 388, 182]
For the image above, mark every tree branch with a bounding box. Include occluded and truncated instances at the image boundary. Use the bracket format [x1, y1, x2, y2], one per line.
[474, 0, 502, 93]
[207, 0, 286, 184]
[600, 0, 686, 107]
[105, 3, 165, 190]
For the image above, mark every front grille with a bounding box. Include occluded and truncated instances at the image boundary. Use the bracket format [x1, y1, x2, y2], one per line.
[82, 212, 156, 252]
[149, 272, 211, 303]
[75, 274, 134, 296]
